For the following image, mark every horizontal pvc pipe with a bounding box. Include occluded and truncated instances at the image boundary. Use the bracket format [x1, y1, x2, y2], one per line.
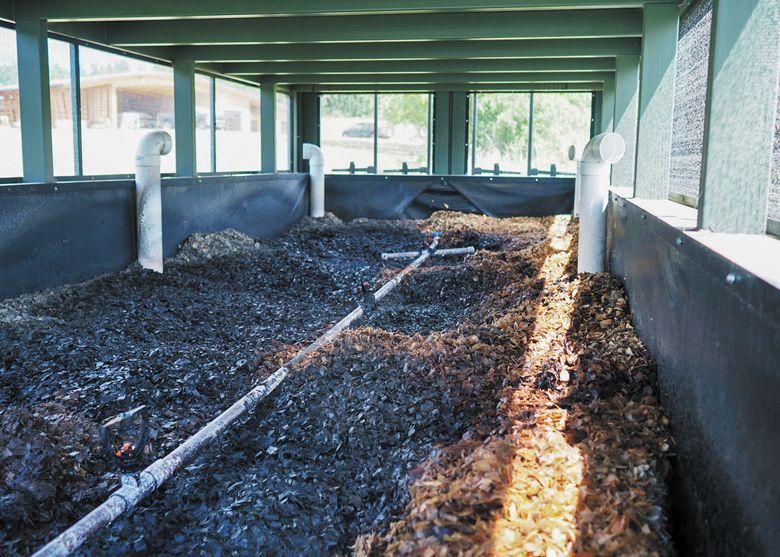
[33, 238, 440, 557]
[381, 246, 474, 260]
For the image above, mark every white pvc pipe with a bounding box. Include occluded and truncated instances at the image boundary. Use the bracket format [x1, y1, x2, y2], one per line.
[381, 246, 475, 260]
[302, 143, 325, 218]
[135, 132, 172, 273]
[577, 132, 625, 274]
[32, 237, 440, 557]
[568, 144, 582, 217]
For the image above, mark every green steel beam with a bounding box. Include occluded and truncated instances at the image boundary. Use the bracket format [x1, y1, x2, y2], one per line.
[16, 19, 54, 183]
[48, 25, 175, 62]
[143, 38, 641, 63]
[173, 59, 197, 176]
[254, 72, 612, 85]
[221, 58, 616, 76]
[15, 0, 678, 21]
[633, 2, 678, 198]
[1, 0, 11, 20]
[698, 0, 780, 234]
[50, 10, 642, 46]
[600, 77, 615, 132]
[611, 54, 639, 188]
[260, 84, 276, 173]
[290, 82, 602, 92]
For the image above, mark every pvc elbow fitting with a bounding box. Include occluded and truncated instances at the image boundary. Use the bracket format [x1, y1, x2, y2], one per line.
[581, 132, 625, 165]
[136, 131, 173, 167]
[302, 142, 324, 166]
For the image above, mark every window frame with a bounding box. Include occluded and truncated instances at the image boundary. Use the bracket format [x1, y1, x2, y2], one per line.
[0, 20, 265, 180]
[468, 90, 593, 178]
[318, 92, 433, 175]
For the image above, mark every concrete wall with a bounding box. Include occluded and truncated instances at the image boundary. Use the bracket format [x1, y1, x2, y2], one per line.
[607, 195, 780, 555]
[0, 174, 309, 300]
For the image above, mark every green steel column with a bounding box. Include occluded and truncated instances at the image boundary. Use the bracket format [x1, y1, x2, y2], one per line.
[634, 3, 679, 198]
[590, 92, 602, 138]
[260, 83, 276, 173]
[612, 54, 640, 189]
[15, 19, 53, 183]
[601, 78, 615, 133]
[432, 92, 451, 174]
[450, 92, 469, 175]
[296, 92, 319, 172]
[173, 58, 196, 176]
[432, 92, 468, 174]
[698, 0, 780, 233]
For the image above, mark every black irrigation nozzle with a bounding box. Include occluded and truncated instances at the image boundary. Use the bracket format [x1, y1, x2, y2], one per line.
[100, 405, 150, 469]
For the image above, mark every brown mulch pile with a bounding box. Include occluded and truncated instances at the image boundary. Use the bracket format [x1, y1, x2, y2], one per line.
[355, 214, 674, 556]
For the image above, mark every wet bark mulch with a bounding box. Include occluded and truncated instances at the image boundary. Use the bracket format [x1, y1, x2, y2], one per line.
[0, 212, 674, 556]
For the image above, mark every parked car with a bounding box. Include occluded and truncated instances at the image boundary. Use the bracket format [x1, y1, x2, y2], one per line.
[120, 112, 155, 129]
[342, 122, 390, 139]
[156, 110, 211, 129]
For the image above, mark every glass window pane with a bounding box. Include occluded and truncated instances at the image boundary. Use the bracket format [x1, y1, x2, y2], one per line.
[215, 79, 260, 172]
[195, 74, 212, 173]
[275, 92, 291, 172]
[49, 38, 74, 176]
[471, 93, 530, 175]
[0, 26, 22, 178]
[320, 93, 375, 173]
[531, 93, 591, 176]
[79, 46, 175, 175]
[377, 93, 430, 174]
[670, 0, 712, 201]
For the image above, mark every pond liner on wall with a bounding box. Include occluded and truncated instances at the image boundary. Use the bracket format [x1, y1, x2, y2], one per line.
[0, 174, 308, 300]
[324, 174, 574, 220]
[0, 173, 571, 300]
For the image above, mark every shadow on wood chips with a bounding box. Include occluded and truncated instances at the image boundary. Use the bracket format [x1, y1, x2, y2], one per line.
[0, 212, 673, 556]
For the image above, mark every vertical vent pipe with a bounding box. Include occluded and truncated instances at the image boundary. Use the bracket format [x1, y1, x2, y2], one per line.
[568, 144, 582, 217]
[135, 131, 172, 272]
[302, 143, 325, 217]
[577, 132, 625, 273]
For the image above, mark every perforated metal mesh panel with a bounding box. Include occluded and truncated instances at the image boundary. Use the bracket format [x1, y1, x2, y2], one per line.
[769, 87, 780, 222]
[669, 0, 712, 202]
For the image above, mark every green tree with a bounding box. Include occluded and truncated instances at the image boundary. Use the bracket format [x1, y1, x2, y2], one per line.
[379, 94, 428, 128]
[321, 93, 373, 118]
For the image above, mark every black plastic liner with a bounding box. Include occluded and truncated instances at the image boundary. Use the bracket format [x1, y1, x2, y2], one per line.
[162, 174, 308, 257]
[0, 174, 308, 300]
[608, 194, 780, 555]
[324, 175, 574, 220]
[0, 173, 571, 300]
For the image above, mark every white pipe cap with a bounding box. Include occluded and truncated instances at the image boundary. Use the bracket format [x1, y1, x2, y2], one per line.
[582, 132, 625, 165]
